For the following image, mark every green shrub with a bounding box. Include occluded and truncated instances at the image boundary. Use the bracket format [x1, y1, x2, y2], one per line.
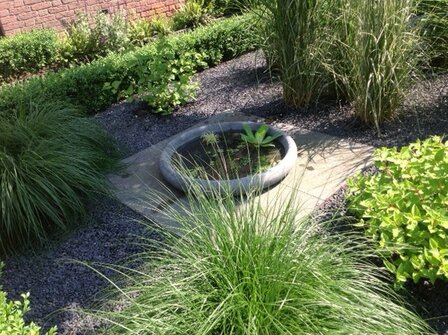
[108, 38, 206, 114]
[0, 14, 258, 116]
[0, 29, 58, 81]
[58, 11, 129, 65]
[0, 263, 57, 334]
[0, 101, 118, 252]
[347, 136, 448, 284]
[128, 17, 171, 46]
[91, 178, 434, 334]
[418, 0, 448, 68]
[330, 0, 420, 133]
[171, 0, 213, 30]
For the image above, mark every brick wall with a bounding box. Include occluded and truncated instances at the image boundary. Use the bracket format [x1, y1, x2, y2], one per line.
[0, 0, 183, 36]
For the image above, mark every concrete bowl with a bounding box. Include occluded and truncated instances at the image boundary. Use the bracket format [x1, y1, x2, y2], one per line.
[159, 121, 297, 194]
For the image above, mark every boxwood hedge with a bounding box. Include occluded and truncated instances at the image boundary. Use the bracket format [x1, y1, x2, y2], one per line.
[0, 29, 59, 81]
[0, 14, 258, 117]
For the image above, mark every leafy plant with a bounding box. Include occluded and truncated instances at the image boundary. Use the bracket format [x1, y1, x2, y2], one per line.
[89, 173, 434, 334]
[347, 136, 448, 284]
[0, 101, 118, 252]
[128, 17, 171, 46]
[0, 29, 58, 81]
[200, 131, 220, 145]
[59, 11, 129, 64]
[172, 0, 213, 30]
[0, 263, 57, 334]
[116, 38, 206, 115]
[241, 123, 281, 148]
[204, 0, 251, 15]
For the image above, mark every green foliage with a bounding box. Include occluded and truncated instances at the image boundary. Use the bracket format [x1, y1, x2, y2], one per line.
[241, 123, 281, 148]
[58, 11, 129, 64]
[0, 14, 258, 116]
[418, 0, 448, 68]
[253, 0, 333, 107]
[91, 178, 434, 334]
[0, 29, 58, 81]
[0, 101, 118, 252]
[128, 17, 171, 46]
[329, 0, 420, 133]
[172, 0, 213, 30]
[201, 0, 251, 15]
[0, 263, 57, 334]
[112, 38, 206, 114]
[347, 136, 448, 284]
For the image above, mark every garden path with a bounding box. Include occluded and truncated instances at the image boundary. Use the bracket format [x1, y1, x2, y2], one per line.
[109, 112, 373, 231]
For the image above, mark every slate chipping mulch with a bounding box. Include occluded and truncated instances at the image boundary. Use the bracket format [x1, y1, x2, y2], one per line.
[1, 50, 447, 334]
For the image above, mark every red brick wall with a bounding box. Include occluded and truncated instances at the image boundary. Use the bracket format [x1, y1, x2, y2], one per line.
[0, 0, 183, 36]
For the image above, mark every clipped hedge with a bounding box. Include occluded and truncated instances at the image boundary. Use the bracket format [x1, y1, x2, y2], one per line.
[0, 14, 258, 117]
[0, 29, 59, 80]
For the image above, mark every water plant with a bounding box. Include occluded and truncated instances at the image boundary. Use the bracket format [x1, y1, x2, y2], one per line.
[241, 123, 281, 148]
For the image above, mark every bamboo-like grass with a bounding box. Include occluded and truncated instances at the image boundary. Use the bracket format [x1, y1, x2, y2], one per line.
[328, 0, 421, 133]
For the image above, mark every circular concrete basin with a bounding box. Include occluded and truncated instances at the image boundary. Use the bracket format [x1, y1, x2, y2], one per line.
[159, 121, 297, 194]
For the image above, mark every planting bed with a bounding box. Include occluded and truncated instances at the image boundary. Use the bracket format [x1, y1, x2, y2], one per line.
[1, 51, 447, 334]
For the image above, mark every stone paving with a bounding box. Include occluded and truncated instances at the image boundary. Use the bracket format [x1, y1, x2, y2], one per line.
[110, 112, 373, 232]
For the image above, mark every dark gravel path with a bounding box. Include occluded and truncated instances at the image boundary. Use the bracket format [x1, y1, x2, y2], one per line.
[1, 51, 447, 334]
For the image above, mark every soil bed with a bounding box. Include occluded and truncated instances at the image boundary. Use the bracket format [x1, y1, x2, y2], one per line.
[1, 51, 447, 334]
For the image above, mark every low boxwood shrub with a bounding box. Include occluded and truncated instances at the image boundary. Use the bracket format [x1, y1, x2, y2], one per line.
[347, 136, 448, 284]
[0, 263, 57, 334]
[0, 101, 118, 252]
[0, 29, 58, 81]
[0, 14, 258, 116]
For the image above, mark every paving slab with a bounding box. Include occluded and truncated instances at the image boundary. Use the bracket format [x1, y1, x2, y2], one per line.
[109, 115, 374, 232]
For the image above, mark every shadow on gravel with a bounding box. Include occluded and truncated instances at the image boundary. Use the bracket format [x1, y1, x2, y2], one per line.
[1, 197, 163, 334]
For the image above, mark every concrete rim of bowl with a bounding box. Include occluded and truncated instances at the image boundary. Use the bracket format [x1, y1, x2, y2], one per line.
[159, 121, 298, 194]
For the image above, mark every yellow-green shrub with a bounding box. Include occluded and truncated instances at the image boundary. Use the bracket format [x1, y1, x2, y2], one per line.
[348, 136, 448, 284]
[0, 263, 56, 334]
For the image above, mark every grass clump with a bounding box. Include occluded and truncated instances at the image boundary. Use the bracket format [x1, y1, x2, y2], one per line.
[253, 0, 332, 107]
[91, 181, 434, 334]
[0, 101, 118, 252]
[330, 0, 420, 133]
[418, 0, 448, 68]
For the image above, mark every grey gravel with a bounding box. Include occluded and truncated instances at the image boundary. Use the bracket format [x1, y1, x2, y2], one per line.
[94, 51, 279, 155]
[1, 51, 447, 334]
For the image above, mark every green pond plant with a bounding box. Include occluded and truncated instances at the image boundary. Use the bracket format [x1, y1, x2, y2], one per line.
[241, 123, 282, 148]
